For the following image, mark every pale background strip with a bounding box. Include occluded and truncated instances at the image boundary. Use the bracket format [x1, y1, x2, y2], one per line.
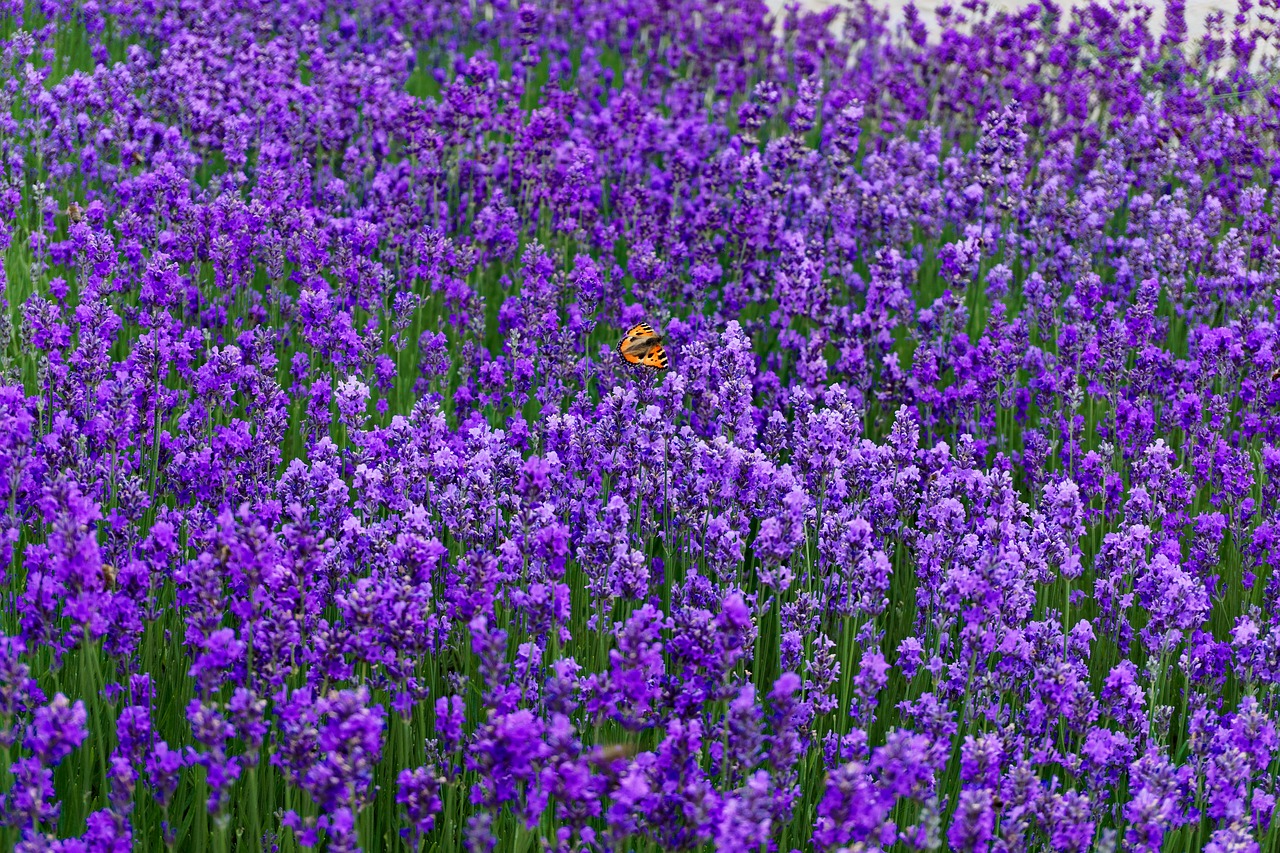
[768, 0, 1247, 44]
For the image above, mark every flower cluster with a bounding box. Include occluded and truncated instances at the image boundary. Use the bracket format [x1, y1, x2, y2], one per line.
[1, 0, 1279, 849]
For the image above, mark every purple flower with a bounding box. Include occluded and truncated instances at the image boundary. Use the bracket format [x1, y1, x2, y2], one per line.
[145, 742, 183, 809]
[26, 694, 87, 766]
[3, 0, 1280, 848]
[1046, 790, 1095, 853]
[947, 788, 995, 852]
[397, 766, 444, 844]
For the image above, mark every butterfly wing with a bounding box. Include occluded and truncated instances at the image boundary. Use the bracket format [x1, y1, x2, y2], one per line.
[638, 342, 669, 370]
[618, 323, 658, 365]
[626, 322, 655, 337]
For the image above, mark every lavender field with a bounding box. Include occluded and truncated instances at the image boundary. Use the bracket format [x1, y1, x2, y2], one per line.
[1, 0, 1279, 849]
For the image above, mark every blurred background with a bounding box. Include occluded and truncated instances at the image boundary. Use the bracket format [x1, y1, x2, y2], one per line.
[767, 0, 1238, 43]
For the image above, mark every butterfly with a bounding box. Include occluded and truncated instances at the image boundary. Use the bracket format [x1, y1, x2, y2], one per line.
[617, 322, 670, 370]
[590, 743, 639, 764]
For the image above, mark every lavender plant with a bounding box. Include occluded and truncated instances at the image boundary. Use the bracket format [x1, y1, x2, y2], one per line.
[1, 0, 1280, 849]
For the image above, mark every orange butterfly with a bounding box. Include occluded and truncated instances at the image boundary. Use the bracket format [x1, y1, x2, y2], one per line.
[618, 322, 669, 370]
